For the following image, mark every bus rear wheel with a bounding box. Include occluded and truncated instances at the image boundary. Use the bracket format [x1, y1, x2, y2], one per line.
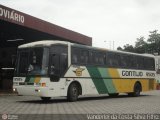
[67, 83, 79, 102]
[128, 82, 141, 97]
[41, 97, 51, 102]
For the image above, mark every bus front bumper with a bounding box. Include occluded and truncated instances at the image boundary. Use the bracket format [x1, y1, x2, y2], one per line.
[13, 86, 50, 97]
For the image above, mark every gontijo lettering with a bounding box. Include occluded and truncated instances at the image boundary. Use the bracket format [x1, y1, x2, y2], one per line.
[122, 70, 143, 77]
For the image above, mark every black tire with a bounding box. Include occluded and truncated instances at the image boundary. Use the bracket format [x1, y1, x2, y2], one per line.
[128, 82, 141, 97]
[41, 97, 51, 102]
[108, 93, 119, 97]
[67, 83, 79, 102]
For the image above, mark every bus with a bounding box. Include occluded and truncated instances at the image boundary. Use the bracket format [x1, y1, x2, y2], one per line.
[13, 40, 156, 102]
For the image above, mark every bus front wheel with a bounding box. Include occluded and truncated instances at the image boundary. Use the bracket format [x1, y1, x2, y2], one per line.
[67, 83, 79, 102]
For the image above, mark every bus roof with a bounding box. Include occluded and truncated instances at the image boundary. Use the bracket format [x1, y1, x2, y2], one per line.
[18, 40, 70, 48]
[18, 40, 154, 58]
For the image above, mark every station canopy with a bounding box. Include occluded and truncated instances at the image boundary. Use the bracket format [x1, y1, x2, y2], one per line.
[0, 5, 92, 47]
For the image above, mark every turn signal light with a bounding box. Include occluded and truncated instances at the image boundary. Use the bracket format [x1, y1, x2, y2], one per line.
[41, 83, 46, 87]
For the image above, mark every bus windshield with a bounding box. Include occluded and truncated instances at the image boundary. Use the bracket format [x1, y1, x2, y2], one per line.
[15, 47, 49, 76]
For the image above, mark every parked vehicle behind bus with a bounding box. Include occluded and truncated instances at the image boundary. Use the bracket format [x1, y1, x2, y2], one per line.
[13, 40, 156, 102]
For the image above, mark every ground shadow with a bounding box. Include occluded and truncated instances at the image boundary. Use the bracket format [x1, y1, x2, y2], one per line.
[16, 94, 152, 104]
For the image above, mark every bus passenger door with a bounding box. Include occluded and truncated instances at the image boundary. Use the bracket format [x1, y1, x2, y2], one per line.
[50, 54, 60, 82]
[49, 53, 68, 96]
[50, 53, 68, 81]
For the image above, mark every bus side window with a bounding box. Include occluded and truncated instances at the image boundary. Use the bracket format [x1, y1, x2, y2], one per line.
[93, 51, 99, 65]
[145, 58, 155, 70]
[71, 47, 80, 64]
[91, 51, 98, 65]
[125, 55, 132, 69]
[114, 54, 121, 67]
[130, 56, 136, 69]
[98, 52, 106, 65]
[137, 57, 144, 70]
[60, 54, 68, 76]
[106, 52, 113, 67]
[81, 50, 89, 64]
[150, 58, 155, 70]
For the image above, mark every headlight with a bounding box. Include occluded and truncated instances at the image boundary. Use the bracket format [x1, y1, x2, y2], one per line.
[13, 88, 17, 92]
[35, 89, 41, 92]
